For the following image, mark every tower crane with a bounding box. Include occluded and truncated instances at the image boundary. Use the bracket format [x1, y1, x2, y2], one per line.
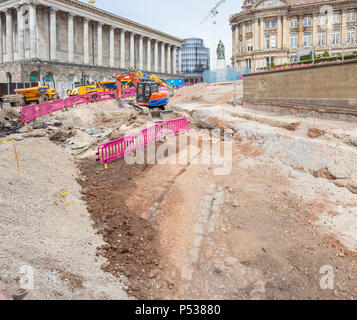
[201, 0, 226, 68]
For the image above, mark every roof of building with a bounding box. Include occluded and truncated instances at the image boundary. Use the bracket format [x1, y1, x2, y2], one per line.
[243, 0, 337, 6]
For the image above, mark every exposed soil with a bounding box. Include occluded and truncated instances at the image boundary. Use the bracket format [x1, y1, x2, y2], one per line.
[308, 127, 325, 138]
[78, 128, 357, 300]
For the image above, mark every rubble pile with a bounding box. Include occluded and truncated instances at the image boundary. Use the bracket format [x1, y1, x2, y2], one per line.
[0, 107, 23, 137]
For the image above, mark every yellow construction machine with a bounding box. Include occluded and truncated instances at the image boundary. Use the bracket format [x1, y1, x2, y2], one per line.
[67, 81, 117, 96]
[1, 86, 59, 106]
[135, 71, 175, 95]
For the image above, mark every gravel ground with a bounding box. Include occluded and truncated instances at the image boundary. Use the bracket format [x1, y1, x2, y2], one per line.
[0, 137, 128, 300]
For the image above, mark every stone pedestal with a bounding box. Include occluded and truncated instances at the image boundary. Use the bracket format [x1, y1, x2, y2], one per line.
[216, 58, 227, 82]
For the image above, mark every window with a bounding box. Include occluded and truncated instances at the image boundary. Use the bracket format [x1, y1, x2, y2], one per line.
[318, 15, 327, 27]
[290, 33, 298, 48]
[271, 19, 277, 29]
[290, 18, 298, 28]
[270, 34, 276, 48]
[266, 57, 274, 67]
[303, 32, 312, 47]
[333, 13, 341, 24]
[30, 71, 38, 82]
[347, 11, 356, 22]
[265, 20, 270, 29]
[304, 16, 312, 26]
[247, 38, 253, 51]
[317, 31, 326, 46]
[332, 29, 340, 45]
[347, 27, 355, 44]
[265, 35, 270, 49]
[246, 58, 251, 70]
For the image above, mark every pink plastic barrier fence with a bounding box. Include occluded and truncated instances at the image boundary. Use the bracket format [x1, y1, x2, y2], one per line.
[97, 117, 190, 165]
[21, 88, 136, 123]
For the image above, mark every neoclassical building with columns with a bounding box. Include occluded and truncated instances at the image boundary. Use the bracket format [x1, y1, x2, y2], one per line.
[0, 0, 183, 83]
[230, 0, 357, 71]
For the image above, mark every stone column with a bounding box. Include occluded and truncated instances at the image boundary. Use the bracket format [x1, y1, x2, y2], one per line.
[146, 37, 151, 71]
[0, 15, 3, 64]
[260, 18, 265, 50]
[235, 24, 239, 54]
[68, 13, 74, 63]
[49, 8, 57, 61]
[154, 40, 159, 72]
[298, 15, 304, 48]
[178, 47, 182, 74]
[17, 6, 25, 60]
[83, 18, 89, 64]
[312, 13, 318, 46]
[254, 18, 259, 51]
[232, 25, 236, 59]
[130, 32, 135, 69]
[97, 22, 103, 66]
[283, 15, 288, 48]
[29, 3, 37, 59]
[277, 16, 282, 49]
[6, 9, 13, 62]
[342, 9, 347, 44]
[167, 44, 171, 74]
[172, 46, 176, 75]
[120, 29, 125, 69]
[161, 42, 165, 73]
[109, 25, 115, 67]
[242, 22, 246, 53]
[138, 35, 143, 70]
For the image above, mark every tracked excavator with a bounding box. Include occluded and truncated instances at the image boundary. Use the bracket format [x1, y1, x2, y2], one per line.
[115, 72, 172, 122]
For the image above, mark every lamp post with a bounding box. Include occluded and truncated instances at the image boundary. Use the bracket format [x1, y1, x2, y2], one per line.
[232, 23, 237, 107]
[342, 39, 346, 61]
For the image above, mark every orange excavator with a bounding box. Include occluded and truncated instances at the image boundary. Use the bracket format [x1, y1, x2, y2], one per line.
[115, 72, 169, 109]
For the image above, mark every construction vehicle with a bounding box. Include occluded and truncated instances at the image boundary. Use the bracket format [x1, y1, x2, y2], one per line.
[115, 73, 171, 121]
[135, 71, 175, 95]
[1, 86, 59, 106]
[117, 72, 139, 89]
[67, 81, 116, 96]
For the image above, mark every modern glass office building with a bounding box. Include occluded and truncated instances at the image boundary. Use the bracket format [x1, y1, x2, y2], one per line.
[180, 38, 210, 78]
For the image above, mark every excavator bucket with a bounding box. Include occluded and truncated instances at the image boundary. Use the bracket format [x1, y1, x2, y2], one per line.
[150, 110, 163, 122]
[149, 110, 173, 122]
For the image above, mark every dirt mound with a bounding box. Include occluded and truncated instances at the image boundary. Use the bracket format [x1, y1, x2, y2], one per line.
[308, 127, 325, 138]
[172, 83, 241, 106]
[0, 107, 23, 137]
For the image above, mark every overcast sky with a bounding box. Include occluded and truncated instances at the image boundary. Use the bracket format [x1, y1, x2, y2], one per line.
[80, 0, 244, 67]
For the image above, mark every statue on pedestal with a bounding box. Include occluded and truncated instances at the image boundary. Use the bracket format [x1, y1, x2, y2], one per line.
[217, 40, 225, 60]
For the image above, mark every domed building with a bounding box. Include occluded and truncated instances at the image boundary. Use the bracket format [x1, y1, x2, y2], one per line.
[229, 0, 357, 71]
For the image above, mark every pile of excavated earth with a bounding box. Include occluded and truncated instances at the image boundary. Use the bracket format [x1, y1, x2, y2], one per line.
[1, 83, 357, 300]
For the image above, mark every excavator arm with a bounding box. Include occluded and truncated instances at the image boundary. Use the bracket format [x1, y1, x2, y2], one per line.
[135, 71, 174, 92]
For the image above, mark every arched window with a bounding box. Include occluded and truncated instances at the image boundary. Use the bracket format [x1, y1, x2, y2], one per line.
[44, 73, 53, 82]
[30, 71, 38, 82]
